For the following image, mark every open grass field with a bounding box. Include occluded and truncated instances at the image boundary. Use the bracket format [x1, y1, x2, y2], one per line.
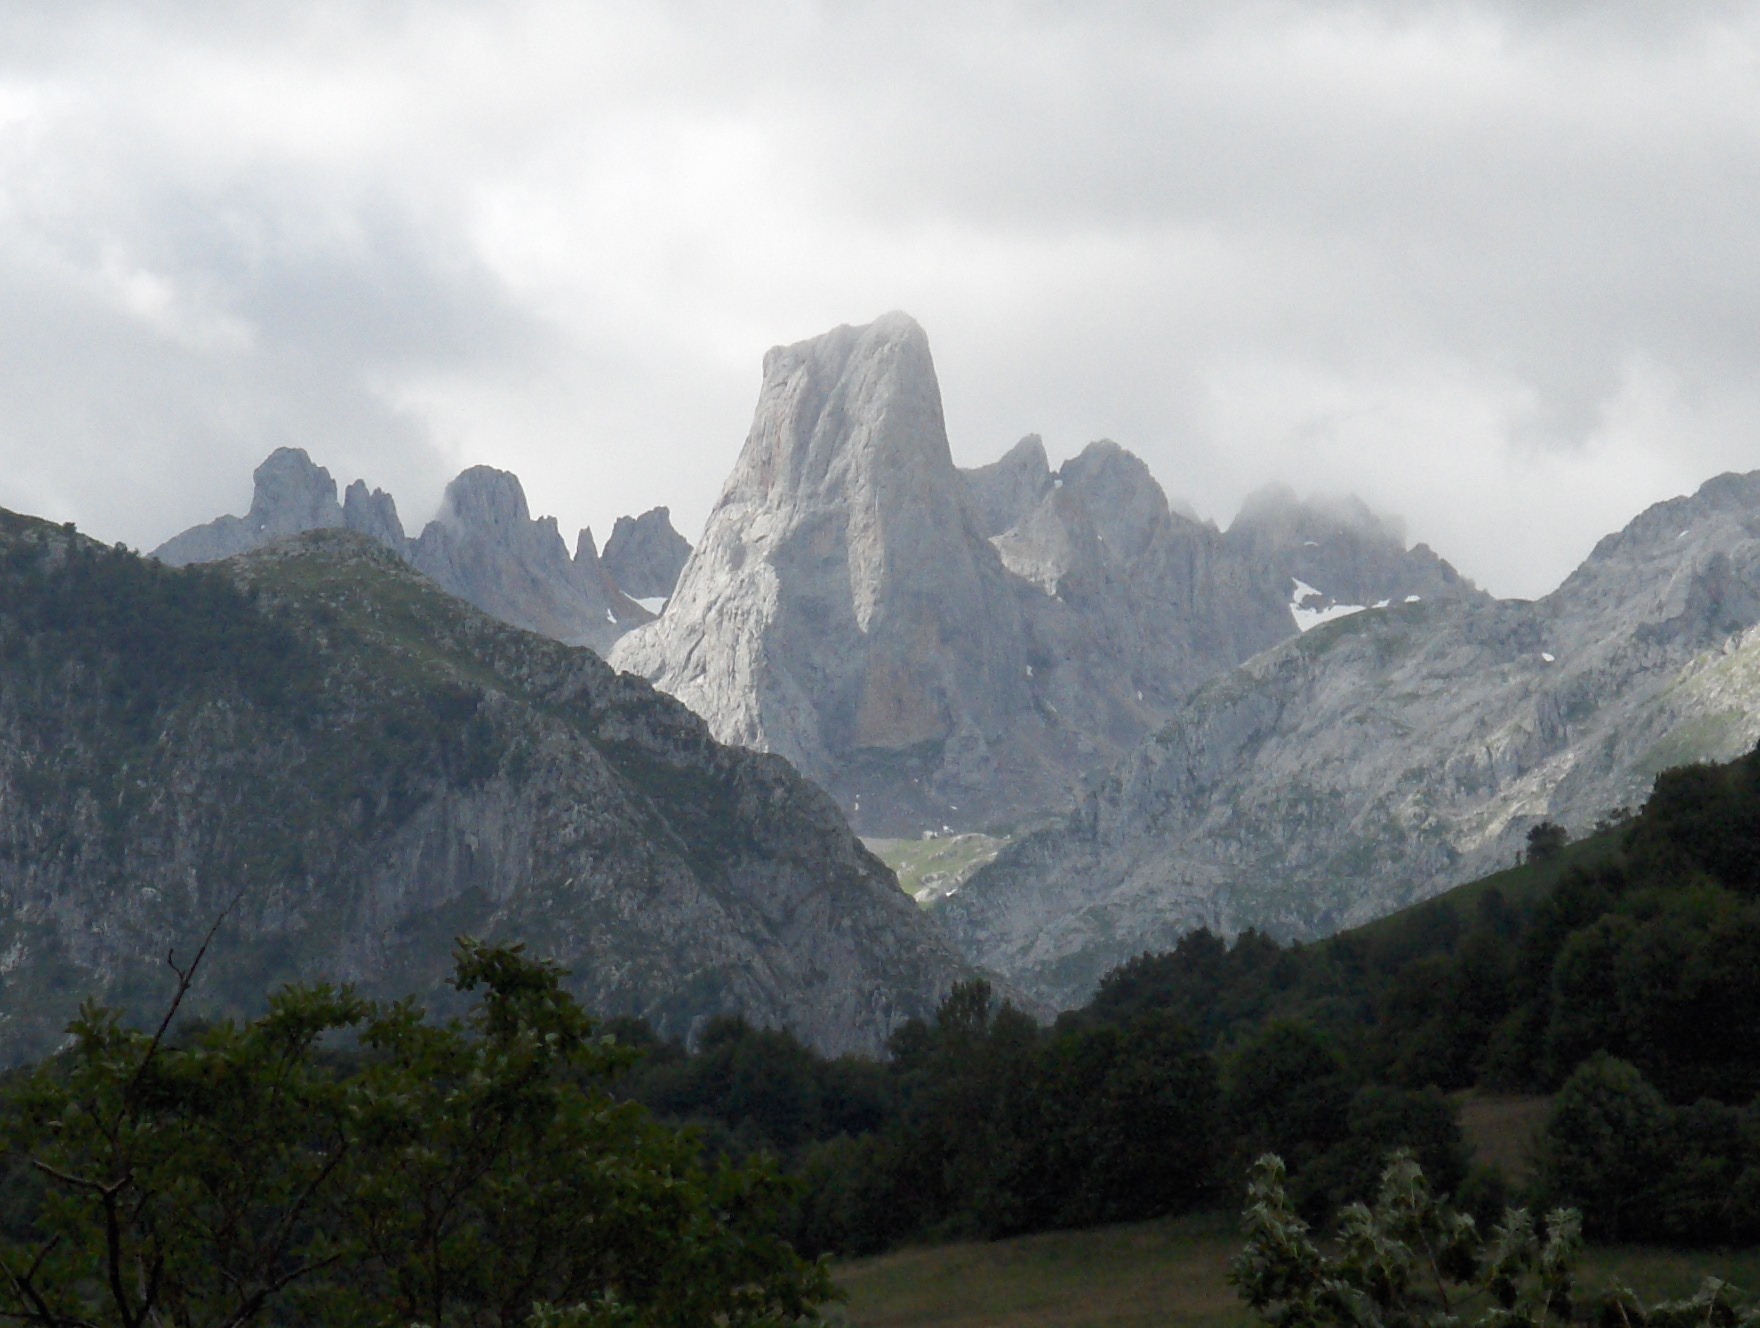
[864, 833, 1007, 905]
[831, 1216, 1760, 1326]
[830, 1213, 1251, 1327]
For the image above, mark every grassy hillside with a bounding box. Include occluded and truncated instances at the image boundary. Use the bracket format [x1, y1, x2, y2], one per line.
[864, 833, 1007, 904]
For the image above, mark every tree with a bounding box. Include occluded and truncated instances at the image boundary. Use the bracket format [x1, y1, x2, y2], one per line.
[1535, 1053, 1671, 1242]
[1526, 821, 1569, 865]
[0, 940, 832, 1328]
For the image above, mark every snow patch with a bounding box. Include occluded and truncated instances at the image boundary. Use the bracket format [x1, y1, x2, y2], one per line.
[1290, 577, 1368, 633]
[635, 596, 667, 614]
[1542, 652, 1556, 663]
[1405, 595, 1422, 603]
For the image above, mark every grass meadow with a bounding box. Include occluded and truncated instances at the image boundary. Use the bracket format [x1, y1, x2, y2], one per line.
[832, 1095, 1760, 1325]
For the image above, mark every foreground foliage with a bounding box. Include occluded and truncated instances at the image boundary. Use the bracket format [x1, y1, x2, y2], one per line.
[1231, 1153, 1758, 1327]
[0, 939, 830, 1328]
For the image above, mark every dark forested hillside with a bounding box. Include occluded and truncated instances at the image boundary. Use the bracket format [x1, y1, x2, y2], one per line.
[0, 510, 972, 1063]
[609, 743, 1760, 1254]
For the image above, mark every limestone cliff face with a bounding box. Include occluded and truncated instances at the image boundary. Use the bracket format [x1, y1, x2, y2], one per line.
[962, 435, 1054, 538]
[155, 451, 647, 657]
[154, 448, 356, 565]
[602, 507, 692, 602]
[612, 314, 1052, 830]
[939, 470, 1760, 1008]
[409, 467, 648, 656]
[987, 440, 1296, 719]
[0, 511, 974, 1065]
[613, 314, 1477, 835]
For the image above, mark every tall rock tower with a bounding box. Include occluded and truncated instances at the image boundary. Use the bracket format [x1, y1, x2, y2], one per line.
[611, 314, 1039, 827]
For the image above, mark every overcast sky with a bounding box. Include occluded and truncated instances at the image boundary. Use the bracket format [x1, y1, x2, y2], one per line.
[2, 2, 1757, 598]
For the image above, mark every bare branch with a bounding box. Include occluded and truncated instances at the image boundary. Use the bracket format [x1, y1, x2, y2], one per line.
[125, 890, 246, 1106]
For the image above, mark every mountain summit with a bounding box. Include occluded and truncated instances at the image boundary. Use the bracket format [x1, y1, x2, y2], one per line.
[153, 450, 648, 655]
[612, 314, 1042, 826]
[614, 315, 1471, 833]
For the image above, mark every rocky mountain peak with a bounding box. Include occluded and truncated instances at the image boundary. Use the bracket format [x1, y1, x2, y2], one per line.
[410, 467, 643, 656]
[602, 507, 692, 601]
[961, 434, 1053, 538]
[1548, 470, 1760, 653]
[341, 479, 405, 550]
[250, 447, 347, 535]
[153, 447, 347, 567]
[1057, 440, 1177, 565]
[729, 313, 947, 514]
[1225, 483, 1484, 627]
[431, 465, 534, 532]
[156, 452, 648, 659]
[612, 313, 1039, 824]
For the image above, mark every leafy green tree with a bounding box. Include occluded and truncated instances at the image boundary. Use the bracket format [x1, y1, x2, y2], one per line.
[1526, 822, 1569, 865]
[1224, 1022, 1352, 1212]
[1535, 1053, 1671, 1242]
[0, 939, 831, 1328]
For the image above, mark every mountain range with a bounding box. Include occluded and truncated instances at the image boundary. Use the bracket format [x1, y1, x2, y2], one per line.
[609, 313, 1480, 834]
[155, 447, 692, 656]
[0, 510, 971, 1065]
[939, 469, 1760, 1005]
[142, 311, 1760, 1016]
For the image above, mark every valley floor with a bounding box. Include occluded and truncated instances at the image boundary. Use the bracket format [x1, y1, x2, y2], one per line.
[831, 1217, 1760, 1326]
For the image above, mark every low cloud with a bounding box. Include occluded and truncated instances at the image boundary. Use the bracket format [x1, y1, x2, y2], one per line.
[1, 2, 1756, 595]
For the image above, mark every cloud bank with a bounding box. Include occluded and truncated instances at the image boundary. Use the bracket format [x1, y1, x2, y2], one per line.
[1, 2, 1756, 596]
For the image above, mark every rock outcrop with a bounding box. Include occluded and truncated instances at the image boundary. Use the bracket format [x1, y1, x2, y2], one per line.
[154, 448, 356, 565]
[155, 451, 647, 657]
[612, 314, 1052, 831]
[938, 470, 1760, 1008]
[961, 435, 1054, 537]
[409, 467, 647, 656]
[0, 509, 977, 1065]
[602, 507, 693, 603]
[1224, 483, 1486, 631]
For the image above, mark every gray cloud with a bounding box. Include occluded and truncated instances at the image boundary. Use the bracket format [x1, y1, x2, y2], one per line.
[1, 1, 1757, 595]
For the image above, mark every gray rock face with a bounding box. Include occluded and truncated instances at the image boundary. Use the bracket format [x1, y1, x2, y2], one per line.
[602, 507, 693, 602]
[410, 467, 648, 657]
[992, 440, 1296, 709]
[613, 314, 1479, 836]
[612, 313, 1056, 830]
[342, 479, 407, 550]
[154, 448, 349, 566]
[939, 470, 1760, 1008]
[0, 512, 979, 1064]
[156, 451, 650, 658]
[962, 435, 1054, 537]
[1224, 483, 1486, 628]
